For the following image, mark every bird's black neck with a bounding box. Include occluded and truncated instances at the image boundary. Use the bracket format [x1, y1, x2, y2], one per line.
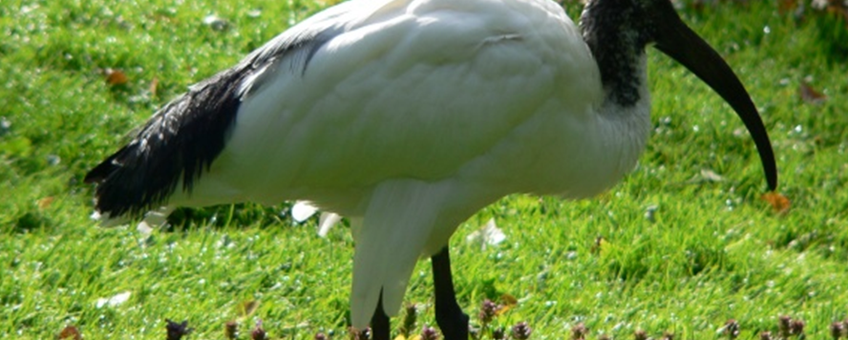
[580, 1, 652, 108]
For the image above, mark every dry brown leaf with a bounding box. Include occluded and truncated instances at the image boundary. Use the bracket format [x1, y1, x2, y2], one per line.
[762, 192, 791, 214]
[500, 293, 518, 306]
[826, 2, 848, 22]
[104, 68, 128, 85]
[799, 82, 827, 104]
[149, 77, 159, 98]
[495, 304, 513, 316]
[778, 0, 799, 14]
[238, 300, 260, 318]
[495, 293, 518, 315]
[58, 325, 82, 340]
[37, 196, 54, 209]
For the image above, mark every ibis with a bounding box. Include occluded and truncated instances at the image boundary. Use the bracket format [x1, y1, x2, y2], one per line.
[85, 0, 778, 338]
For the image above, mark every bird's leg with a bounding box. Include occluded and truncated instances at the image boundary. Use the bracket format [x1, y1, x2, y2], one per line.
[432, 246, 469, 340]
[370, 291, 390, 340]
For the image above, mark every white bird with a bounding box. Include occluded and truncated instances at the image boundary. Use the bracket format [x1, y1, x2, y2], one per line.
[85, 0, 777, 339]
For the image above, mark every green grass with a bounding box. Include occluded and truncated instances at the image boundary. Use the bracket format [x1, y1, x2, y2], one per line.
[2, 0, 847, 339]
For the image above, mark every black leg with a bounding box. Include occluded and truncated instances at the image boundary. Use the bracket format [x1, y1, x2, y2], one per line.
[370, 291, 390, 340]
[432, 246, 469, 340]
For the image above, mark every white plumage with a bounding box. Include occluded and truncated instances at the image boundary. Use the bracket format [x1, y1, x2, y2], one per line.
[86, 0, 775, 336]
[172, 0, 646, 327]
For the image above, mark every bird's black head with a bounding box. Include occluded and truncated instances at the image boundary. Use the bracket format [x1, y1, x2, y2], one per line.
[580, 0, 778, 191]
[580, 0, 662, 50]
[579, 0, 681, 106]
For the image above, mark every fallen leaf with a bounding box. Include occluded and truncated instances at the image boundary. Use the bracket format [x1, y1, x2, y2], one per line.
[826, 3, 848, 22]
[762, 192, 791, 214]
[104, 68, 128, 85]
[95, 291, 131, 308]
[37, 196, 54, 209]
[799, 83, 827, 104]
[291, 201, 318, 222]
[238, 300, 260, 318]
[495, 293, 518, 315]
[247, 9, 262, 18]
[500, 293, 518, 306]
[466, 218, 506, 250]
[58, 325, 82, 340]
[203, 15, 229, 31]
[317, 211, 342, 237]
[700, 168, 725, 182]
[778, 0, 799, 14]
[149, 77, 159, 98]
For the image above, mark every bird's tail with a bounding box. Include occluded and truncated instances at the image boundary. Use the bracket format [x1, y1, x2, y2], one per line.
[84, 65, 247, 219]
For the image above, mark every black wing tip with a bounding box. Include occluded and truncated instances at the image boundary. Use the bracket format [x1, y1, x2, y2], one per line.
[83, 70, 243, 219]
[83, 157, 136, 218]
[84, 151, 122, 185]
[83, 142, 164, 219]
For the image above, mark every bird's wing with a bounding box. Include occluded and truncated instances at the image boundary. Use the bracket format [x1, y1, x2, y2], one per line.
[83, 0, 408, 218]
[202, 0, 595, 209]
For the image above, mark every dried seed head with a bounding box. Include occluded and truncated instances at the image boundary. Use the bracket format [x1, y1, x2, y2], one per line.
[492, 327, 506, 340]
[723, 319, 740, 339]
[844, 319, 848, 337]
[421, 326, 439, 340]
[225, 321, 238, 340]
[830, 322, 843, 340]
[778, 315, 792, 336]
[511, 322, 532, 340]
[251, 319, 267, 340]
[479, 300, 498, 324]
[469, 326, 481, 340]
[790, 319, 805, 335]
[634, 329, 648, 340]
[759, 331, 772, 340]
[166, 319, 193, 340]
[400, 304, 418, 336]
[571, 323, 588, 340]
[348, 327, 369, 340]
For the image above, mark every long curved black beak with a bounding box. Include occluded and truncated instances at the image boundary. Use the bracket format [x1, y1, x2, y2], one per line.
[651, 5, 778, 191]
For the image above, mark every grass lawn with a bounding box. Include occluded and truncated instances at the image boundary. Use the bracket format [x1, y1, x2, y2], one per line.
[2, 0, 847, 339]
